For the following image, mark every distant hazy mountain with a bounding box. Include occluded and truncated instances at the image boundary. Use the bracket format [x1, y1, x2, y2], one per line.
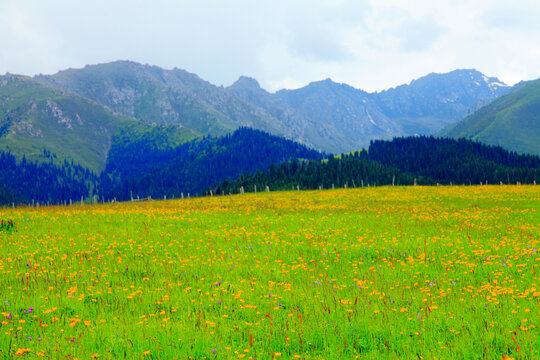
[274, 69, 510, 148]
[440, 78, 540, 156]
[275, 79, 396, 148]
[226, 76, 353, 153]
[233, 69, 510, 150]
[375, 70, 509, 132]
[0, 73, 196, 172]
[36, 61, 509, 154]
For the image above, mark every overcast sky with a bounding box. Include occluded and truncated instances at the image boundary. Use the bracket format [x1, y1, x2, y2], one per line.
[1, 0, 540, 92]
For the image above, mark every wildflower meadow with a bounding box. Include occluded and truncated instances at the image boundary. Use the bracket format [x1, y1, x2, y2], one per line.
[0, 186, 538, 359]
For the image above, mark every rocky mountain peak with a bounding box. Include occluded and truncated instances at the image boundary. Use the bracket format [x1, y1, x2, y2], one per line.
[229, 76, 262, 92]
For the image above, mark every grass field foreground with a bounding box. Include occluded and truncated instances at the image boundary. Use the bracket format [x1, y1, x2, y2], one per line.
[0, 186, 539, 359]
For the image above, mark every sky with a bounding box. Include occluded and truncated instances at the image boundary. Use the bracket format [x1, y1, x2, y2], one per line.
[1, 0, 540, 93]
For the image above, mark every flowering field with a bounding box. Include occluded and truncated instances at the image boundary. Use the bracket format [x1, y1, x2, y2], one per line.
[0, 186, 539, 359]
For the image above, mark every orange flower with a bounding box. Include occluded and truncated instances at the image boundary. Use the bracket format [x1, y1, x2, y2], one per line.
[15, 348, 31, 356]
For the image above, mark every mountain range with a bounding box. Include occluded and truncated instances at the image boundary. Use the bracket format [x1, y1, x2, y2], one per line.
[4, 60, 540, 177]
[33, 61, 510, 153]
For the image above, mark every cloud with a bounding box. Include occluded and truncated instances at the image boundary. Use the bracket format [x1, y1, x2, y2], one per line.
[263, 0, 370, 63]
[1, 0, 540, 93]
[287, 25, 355, 62]
[0, 2, 67, 75]
[396, 17, 447, 52]
[359, 6, 446, 53]
[481, 0, 540, 31]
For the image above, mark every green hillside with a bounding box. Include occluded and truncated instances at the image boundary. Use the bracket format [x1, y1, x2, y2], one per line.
[0, 74, 197, 173]
[440, 78, 540, 155]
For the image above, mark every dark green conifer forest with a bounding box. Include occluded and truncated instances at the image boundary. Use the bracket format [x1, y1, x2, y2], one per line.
[1, 129, 539, 206]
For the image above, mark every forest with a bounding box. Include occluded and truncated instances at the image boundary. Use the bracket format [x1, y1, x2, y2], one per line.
[1, 130, 539, 206]
[216, 136, 540, 194]
[0, 151, 97, 205]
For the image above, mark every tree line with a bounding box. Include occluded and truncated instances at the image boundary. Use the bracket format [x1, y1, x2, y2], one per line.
[100, 127, 324, 200]
[0, 151, 97, 206]
[2, 132, 540, 206]
[216, 136, 540, 194]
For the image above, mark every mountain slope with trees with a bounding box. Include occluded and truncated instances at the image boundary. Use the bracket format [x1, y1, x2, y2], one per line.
[216, 136, 540, 194]
[100, 127, 325, 200]
[0, 74, 197, 172]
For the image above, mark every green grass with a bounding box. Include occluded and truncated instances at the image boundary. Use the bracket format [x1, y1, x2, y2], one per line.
[0, 186, 539, 359]
[441, 78, 540, 156]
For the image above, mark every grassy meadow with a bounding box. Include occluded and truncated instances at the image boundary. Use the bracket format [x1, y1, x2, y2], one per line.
[0, 186, 539, 359]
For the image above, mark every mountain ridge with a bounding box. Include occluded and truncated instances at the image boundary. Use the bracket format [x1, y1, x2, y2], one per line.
[33, 61, 510, 154]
